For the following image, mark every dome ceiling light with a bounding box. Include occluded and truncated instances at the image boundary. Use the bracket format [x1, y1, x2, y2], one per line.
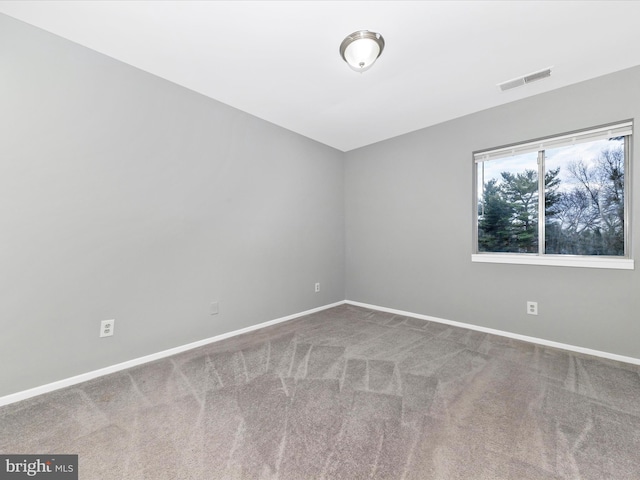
[339, 30, 385, 72]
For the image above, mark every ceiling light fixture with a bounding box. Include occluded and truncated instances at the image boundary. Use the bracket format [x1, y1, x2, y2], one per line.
[339, 30, 385, 72]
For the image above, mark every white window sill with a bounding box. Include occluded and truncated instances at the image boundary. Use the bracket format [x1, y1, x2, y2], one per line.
[472, 254, 634, 270]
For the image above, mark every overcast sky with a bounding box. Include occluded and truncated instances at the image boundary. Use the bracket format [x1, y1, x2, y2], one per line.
[478, 137, 624, 196]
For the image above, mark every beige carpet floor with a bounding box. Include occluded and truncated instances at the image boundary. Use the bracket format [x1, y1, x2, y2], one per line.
[2, 304, 640, 479]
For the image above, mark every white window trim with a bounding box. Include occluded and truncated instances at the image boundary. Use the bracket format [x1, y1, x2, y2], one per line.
[474, 121, 632, 162]
[473, 120, 633, 269]
[472, 253, 634, 270]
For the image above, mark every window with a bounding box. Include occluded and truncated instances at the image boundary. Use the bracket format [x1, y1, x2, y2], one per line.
[473, 121, 633, 269]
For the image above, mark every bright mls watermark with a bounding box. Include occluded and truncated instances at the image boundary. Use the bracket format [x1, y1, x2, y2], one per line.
[0, 455, 77, 479]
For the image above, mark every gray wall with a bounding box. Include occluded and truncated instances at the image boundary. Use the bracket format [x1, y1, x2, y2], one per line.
[0, 15, 344, 397]
[346, 65, 640, 359]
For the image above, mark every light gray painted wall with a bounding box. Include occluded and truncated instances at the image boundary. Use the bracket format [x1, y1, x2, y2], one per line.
[0, 15, 344, 397]
[345, 65, 640, 359]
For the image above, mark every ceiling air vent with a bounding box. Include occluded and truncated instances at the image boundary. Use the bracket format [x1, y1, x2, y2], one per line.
[498, 67, 552, 92]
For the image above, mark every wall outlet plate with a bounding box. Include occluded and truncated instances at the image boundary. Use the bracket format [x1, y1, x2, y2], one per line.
[100, 319, 115, 337]
[526, 301, 538, 315]
[210, 301, 219, 315]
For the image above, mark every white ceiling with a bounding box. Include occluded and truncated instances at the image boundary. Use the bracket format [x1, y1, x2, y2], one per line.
[2, 1, 640, 152]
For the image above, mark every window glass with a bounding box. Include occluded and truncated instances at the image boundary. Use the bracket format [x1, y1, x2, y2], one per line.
[477, 151, 539, 253]
[474, 122, 630, 261]
[545, 137, 625, 256]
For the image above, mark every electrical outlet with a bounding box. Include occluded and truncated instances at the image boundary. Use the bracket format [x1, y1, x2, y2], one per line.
[210, 301, 219, 315]
[526, 301, 538, 316]
[100, 319, 115, 337]
[315, 283, 320, 293]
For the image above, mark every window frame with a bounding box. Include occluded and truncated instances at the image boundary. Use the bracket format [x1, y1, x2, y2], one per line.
[472, 120, 634, 270]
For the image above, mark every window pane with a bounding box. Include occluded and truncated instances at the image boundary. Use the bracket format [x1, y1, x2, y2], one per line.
[477, 152, 539, 253]
[545, 137, 625, 256]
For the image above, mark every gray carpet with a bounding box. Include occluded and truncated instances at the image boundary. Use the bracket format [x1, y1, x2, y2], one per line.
[2, 304, 640, 479]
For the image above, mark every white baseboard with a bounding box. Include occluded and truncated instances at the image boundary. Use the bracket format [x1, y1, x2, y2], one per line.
[0, 301, 345, 408]
[4, 299, 638, 408]
[345, 300, 640, 366]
